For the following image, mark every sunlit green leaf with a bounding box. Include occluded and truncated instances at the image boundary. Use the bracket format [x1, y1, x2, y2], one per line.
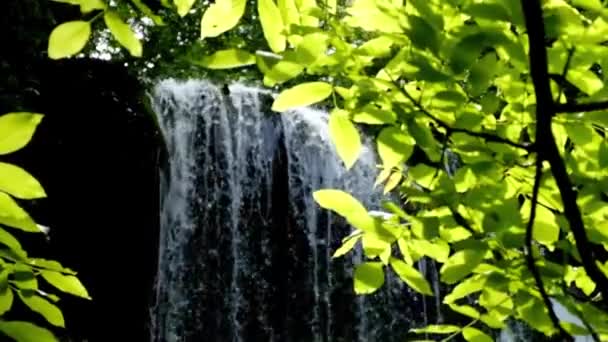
[40, 271, 90, 299]
[444, 275, 486, 303]
[104, 11, 143, 57]
[0, 163, 46, 199]
[0, 228, 24, 257]
[0, 113, 43, 155]
[514, 291, 556, 335]
[198, 49, 256, 69]
[440, 248, 486, 284]
[200, 0, 247, 38]
[130, 0, 165, 25]
[377, 127, 415, 170]
[12, 265, 37, 291]
[0, 321, 57, 342]
[389, 257, 433, 295]
[258, 0, 286, 52]
[531, 204, 560, 247]
[462, 327, 492, 342]
[175, 0, 196, 16]
[333, 234, 361, 258]
[51, 0, 106, 13]
[18, 294, 64, 327]
[329, 110, 361, 169]
[411, 324, 461, 334]
[354, 262, 384, 294]
[48, 21, 91, 60]
[272, 82, 333, 112]
[0, 193, 38, 232]
[0, 288, 13, 316]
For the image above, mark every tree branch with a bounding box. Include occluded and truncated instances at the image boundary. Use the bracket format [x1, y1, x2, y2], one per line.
[555, 101, 608, 113]
[525, 161, 572, 340]
[521, 0, 608, 307]
[387, 77, 534, 151]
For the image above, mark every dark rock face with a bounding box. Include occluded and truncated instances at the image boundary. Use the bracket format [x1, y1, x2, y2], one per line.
[0, 59, 162, 341]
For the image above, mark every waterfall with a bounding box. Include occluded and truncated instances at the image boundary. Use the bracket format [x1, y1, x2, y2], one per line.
[150, 80, 424, 342]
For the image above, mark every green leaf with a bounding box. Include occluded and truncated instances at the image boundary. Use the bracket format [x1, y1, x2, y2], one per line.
[406, 15, 439, 53]
[329, 110, 361, 170]
[104, 11, 143, 57]
[262, 59, 304, 86]
[272, 82, 333, 112]
[0, 228, 24, 256]
[352, 106, 397, 125]
[200, 0, 247, 38]
[571, 0, 602, 11]
[462, 327, 493, 342]
[383, 171, 402, 194]
[599, 139, 608, 168]
[0, 289, 13, 316]
[40, 271, 90, 299]
[0, 321, 57, 342]
[48, 21, 91, 60]
[18, 294, 64, 327]
[567, 69, 604, 96]
[514, 291, 556, 335]
[444, 275, 485, 303]
[130, 0, 165, 25]
[449, 303, 481, 319]
[362, 234, 391, 258]
[333, 234, 361, 258]
[454, 166, 477, 193]
[377, 127, 415, 170]
[12, 265, 37, 291]
[30, 259, 75, 274]
[354, 262, 384, 294]
[278, 0, 300, 33]
[0, 113, 43, 155]
[464, 3, 511, 22]
[0, 193, 38, 232]
[258, 0, 286, 53]
[174, 0, 195, 16]
[389, 257, 433, 295]
[198, 49, 256, 69]
[450, 33, 487, 74]
[411, 324, 461, 334]
[51, 0, 106, 13]
[565, 122, 594, 146]
[0, 163, 46, 199]
[295, 33, 328, 64]
[440, 248, 486, 284]
[409, 164, 436, 189]
[532, 205, 559, 247]
[313, 189, 382, 234]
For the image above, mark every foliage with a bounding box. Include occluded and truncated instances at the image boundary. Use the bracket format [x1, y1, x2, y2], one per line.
[47, 0, 608, 340]
[0, 113, 89, 342]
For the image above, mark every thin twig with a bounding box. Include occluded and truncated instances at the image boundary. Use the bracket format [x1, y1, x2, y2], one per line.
[521, 0, 608, 308]
[555, 101, 608, 113]
[524, 160, 572, 340]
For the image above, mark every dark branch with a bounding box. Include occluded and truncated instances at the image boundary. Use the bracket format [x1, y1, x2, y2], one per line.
[555, 47, 575, 103]
[524, 161, 572, 340]
[387, 77, 534, 151]
[555, 101, 608, 113]
[521, 0, 608, 308]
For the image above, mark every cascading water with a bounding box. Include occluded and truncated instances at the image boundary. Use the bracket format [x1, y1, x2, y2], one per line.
[150, 80, 426, 342]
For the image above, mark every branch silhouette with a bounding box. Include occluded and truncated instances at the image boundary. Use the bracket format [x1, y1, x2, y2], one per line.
[521, 0, 608, 309]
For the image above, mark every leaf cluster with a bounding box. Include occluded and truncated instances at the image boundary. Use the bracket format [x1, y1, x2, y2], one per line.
[0, 113, 90, 342]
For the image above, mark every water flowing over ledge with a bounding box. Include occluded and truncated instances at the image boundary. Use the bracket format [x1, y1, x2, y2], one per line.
[150, 80, 425, 342]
